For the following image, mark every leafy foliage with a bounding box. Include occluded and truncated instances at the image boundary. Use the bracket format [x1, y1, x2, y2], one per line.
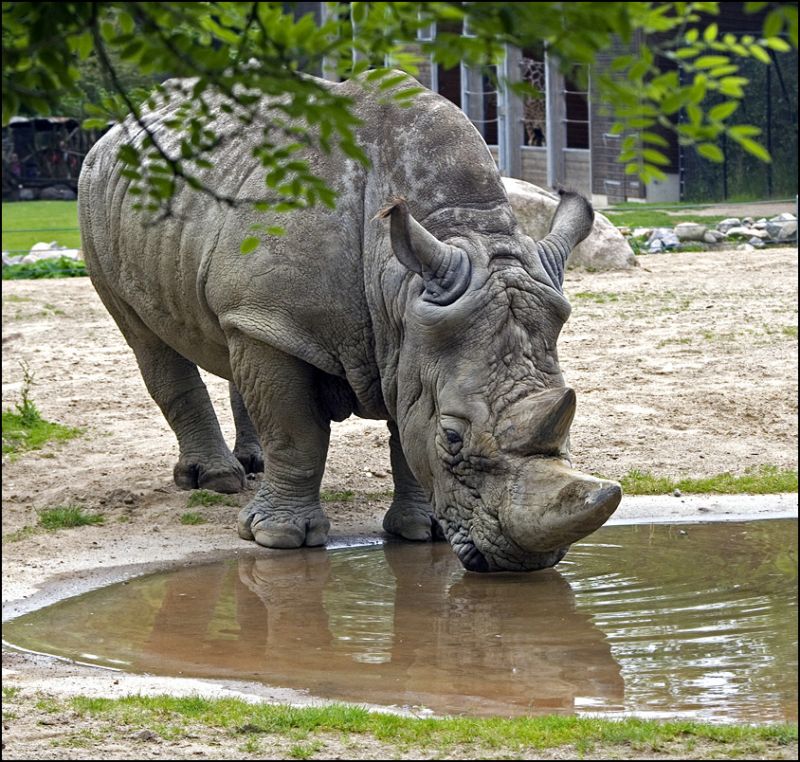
[3, 2, 797, 225]
[2, 256, 87, 279]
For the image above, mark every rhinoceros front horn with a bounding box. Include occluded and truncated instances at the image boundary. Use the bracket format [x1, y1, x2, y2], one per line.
[500, 461, 622, 553]
[376, 197, 471, 305]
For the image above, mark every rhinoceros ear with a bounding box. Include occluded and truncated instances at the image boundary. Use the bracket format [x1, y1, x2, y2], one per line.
[536, 190, 594, 291]
[375, 197, 471, 305]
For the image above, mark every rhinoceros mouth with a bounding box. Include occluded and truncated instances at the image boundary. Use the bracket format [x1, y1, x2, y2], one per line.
[455, 535, 569, 572]
[454, 541, 490, 572]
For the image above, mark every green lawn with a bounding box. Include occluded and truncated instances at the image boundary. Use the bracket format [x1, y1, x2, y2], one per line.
[2, 200, 80, 254]
[602, 209, 727, 229]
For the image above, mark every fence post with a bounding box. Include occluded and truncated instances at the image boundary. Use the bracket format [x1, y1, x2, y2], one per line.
[498, 44, 524, 179]
[545, 49, 566, 189]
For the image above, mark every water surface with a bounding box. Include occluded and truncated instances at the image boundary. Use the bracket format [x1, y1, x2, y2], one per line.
[4, 520, 796, 722]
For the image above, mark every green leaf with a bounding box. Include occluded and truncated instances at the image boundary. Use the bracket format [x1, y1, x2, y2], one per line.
[708, 101, 739, 121]
[686, 103, 703, 125]
[703, 23, 718, 43]
[762, 9, 782, 37]
[749, 43, 771, 64]
[641, 131, 669, 148]
[118, 145, 140, 166]
[763, 37, 790, 52]
[82, 118, 110, 130]
[695, 55, 730, 69]
[736, 137, 772, 162]
[728, 124, 762, 139]
[642, 148, 670, 166]
[240, 236, 260, 255]
[697, 143, 724, 161]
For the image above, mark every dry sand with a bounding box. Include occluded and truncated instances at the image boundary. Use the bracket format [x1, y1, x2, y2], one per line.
[2, 246, 798, 758]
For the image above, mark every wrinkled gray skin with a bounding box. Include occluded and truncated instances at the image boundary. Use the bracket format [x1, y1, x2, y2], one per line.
[79, 72, 621, 572]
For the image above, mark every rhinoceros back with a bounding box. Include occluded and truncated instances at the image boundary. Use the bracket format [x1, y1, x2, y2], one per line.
[78, 72, 511, 408]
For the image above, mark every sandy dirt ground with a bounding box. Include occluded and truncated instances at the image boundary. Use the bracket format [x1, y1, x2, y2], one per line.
[2, 246, 798, 758]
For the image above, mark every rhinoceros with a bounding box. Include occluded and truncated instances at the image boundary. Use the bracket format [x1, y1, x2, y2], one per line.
[78, 71, 621, 572]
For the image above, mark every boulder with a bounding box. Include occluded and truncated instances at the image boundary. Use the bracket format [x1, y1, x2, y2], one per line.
[502, 178, 638, 271]
[725, 226, 767, 239]
[716, 217, 741, 233]
[19, 242, 82, 264]
[39, 185, 77, 201]
[2, 252, 25, 267]
[674, 221, 708, 241]
[703, 230, 726, 244]
[647, 227, 680, 252]
[766, 219, 797, 242]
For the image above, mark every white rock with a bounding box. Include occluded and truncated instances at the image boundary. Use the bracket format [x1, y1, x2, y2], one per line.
[766, 219, 797, 242]
[674, 221, 708, 241]
[703, 230, 726, 243]
[502, 178, 638, 271]
[2, 252, 25, 266]
[769, 212, 797, 222]
[748, 237, 765, 248]
[736, 243, 755, 252]
[717, 217, 741, 233]
[725, 226, 768, 239]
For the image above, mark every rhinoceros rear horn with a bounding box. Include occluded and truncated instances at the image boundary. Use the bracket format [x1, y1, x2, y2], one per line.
[376, 197, 471, 305]
[496, 387, 576, 456]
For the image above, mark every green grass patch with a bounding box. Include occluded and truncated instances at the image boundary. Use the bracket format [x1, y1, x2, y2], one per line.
[320, 489, 356, 502]
[618, 465, 798, 495]
[2, 409, 83, 456]
[66, 694, 797, 756]
[2, 200, 80, 252]
[782, 325, 798, 338]
[38, 506, 104, 530]
[2, 256, 87, 279]
[180, 512, 207, 525]
[604, 209, 726, 229]
[186, 489, 237, 508]
[570, 291, 620, 304]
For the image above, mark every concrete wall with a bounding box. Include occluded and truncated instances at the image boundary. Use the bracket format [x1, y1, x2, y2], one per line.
[489, 146, 591, 196]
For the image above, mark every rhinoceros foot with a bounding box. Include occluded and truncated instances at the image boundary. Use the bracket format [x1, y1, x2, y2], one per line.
[383, 498, 445, 542]
[233, 442, 264, 476]
[238, 500, 330, 549]
[173, 454, 246, 494]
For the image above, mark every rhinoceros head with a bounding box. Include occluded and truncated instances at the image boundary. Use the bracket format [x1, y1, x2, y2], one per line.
[378, 191, 621, 572]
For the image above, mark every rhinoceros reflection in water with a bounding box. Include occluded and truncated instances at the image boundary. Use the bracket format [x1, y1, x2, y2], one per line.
[134, 544, 622, 716]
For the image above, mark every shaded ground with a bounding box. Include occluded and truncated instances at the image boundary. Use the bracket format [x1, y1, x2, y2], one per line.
[2, 245, 798, 759]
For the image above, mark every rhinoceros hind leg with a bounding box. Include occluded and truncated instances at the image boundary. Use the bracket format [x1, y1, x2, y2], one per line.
[229, 334, 331, 548]
[382, 421, 444, 542]
[229, 382, 264, 474]
[93, 284, 246, 494]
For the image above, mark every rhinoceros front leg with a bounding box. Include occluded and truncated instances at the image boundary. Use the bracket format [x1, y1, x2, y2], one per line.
[229, 382, 264, 475]
[228, 335, 331, 549]
[383, 420, 444, 541]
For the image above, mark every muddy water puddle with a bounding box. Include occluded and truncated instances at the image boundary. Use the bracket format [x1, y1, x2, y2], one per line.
[3, 520, 797, 722]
